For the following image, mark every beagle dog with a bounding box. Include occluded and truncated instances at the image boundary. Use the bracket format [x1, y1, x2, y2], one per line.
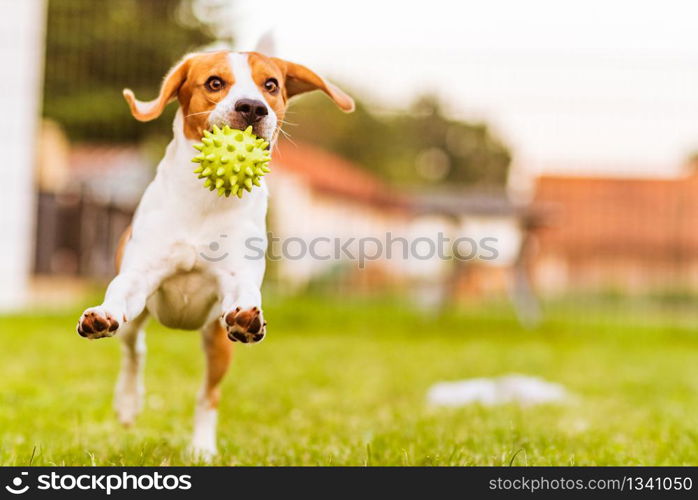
[75, 51, 353, 458]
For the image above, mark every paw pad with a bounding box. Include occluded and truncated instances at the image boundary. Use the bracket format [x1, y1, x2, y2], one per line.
[77, 310, 120, 339]
[223, 307, 266, 343]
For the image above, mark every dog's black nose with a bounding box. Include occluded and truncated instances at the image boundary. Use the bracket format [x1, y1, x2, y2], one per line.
[235, 99, 268, 124]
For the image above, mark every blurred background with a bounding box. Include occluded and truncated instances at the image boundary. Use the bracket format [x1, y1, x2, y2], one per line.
[0, 0, 697, 465]
[2, 0, 697, 320]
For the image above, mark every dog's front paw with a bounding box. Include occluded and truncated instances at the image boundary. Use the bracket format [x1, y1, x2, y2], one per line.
[223, 306, 266, 344]
[77, 307, 121, 339]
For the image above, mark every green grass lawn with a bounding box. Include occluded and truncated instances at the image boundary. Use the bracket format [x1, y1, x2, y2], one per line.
[1, 293, 697, 466]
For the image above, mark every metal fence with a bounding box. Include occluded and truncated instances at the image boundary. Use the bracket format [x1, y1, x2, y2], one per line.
[35, 0, 213, 278]
[35, 191, 133, 278]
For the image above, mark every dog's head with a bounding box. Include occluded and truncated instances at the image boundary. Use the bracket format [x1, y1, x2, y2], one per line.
[123, 51, 354, 142]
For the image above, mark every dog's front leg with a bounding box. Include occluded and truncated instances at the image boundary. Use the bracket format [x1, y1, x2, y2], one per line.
[77, 262, 171, 340]
[213, 232, 267, 344]
[217, 267, 267, 344]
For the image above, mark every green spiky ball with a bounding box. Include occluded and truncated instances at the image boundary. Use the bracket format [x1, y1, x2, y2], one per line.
[192, 125, 271, 198]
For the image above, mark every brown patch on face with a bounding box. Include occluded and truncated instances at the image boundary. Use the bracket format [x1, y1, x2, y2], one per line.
[245, 52, 289, 136]
[177, 52, 235, 139]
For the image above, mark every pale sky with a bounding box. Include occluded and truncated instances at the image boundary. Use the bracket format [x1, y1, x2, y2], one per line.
[226, 0, 698, 179]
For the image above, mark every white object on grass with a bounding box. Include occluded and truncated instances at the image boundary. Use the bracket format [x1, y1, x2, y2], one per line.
[426, 374, 568, 407]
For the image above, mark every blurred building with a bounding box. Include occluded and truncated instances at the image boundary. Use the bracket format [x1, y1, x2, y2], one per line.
[411, 189, 539, 320]
[533, 169, 698, 294]
[268, 140, 411, 291]
[269, 141, 538, 321]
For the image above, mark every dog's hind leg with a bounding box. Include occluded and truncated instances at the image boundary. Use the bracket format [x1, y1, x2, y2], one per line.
[114, 311, 149, 427]
[191, 319, 234, 460]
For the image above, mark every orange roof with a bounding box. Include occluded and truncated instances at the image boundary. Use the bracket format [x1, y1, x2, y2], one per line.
[272, 140, 404, 208]
[533, 173, 698, 258]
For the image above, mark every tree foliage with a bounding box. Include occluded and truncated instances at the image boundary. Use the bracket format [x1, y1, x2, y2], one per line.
[286, 94, 511, 187]
[43, 0, 218, 142]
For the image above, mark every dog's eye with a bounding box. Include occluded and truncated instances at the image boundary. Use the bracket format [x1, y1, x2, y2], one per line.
[205, 77, 224, 92]
[264, 78, 279, 94]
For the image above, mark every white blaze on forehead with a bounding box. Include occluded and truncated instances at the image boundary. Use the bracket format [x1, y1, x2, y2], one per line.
[208, 53, 277, 142]
[229, 53, 264, 100]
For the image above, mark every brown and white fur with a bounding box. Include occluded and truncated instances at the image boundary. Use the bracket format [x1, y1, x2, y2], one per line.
[75, 50, 353, 459]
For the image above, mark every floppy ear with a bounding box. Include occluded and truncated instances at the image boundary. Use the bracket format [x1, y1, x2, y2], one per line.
[122, 56, 192, 122]
[272, 58, 354, 113]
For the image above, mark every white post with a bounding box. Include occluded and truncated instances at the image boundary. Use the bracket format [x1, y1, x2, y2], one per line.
[0, 0, 45, 310]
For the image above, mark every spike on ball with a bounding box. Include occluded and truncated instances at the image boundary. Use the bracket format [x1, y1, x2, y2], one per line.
[191, 124, 272, 198]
